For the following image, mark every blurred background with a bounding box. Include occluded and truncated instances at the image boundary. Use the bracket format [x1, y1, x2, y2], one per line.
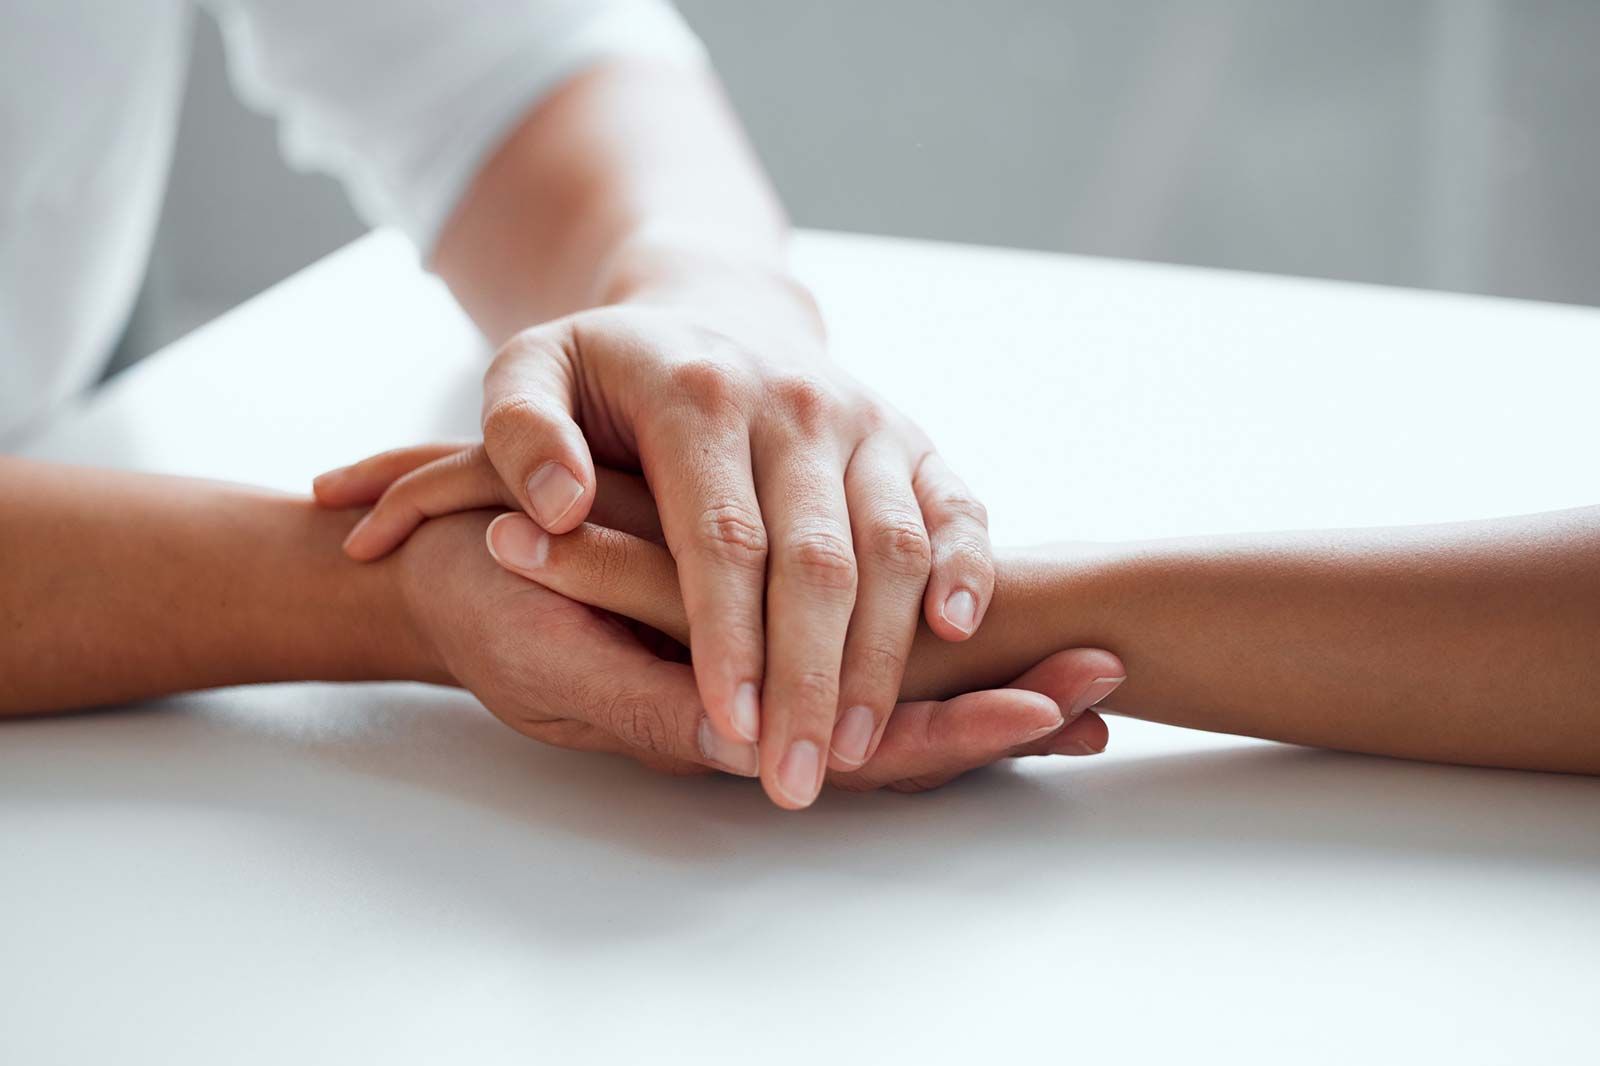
[120, 0, 1600, 365]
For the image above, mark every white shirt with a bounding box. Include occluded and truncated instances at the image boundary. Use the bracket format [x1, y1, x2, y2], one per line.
[0, 0, 703, 444]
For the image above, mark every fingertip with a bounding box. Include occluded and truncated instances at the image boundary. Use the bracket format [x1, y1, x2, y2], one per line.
[827, 703, 879, 771]
[525, 461, 590, 534]
[1010, 647, 1127, 705]
[1048, 710, 1110, 755]
[932, 687, 1062, 755]
[311, 471, 342, 505]
[1068, 674, 1125, 723]
[341, 513, 376, 561]
[924, 578, 995, 642]
[696, 717, 760, 777]
[1070, 648, 1128, 687]
[485, 511, 550, 574]
[728, 680, 761, 742]
[770, 738, 824, 811]
[314, 473, 371, 511]
[1010, 690, 1067, 741]
[343, 529, 400, 562]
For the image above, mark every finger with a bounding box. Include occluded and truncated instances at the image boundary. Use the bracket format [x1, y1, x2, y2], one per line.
[829, 686, 1063, 793]
[1008, 709, 1110, 758]
[643, 415, 769, 747]
[831, 648, 1125, 791]
[312, 443, 469, 508]
[341, 445, 513, 561]
[534, 632, 759, 777]
[485, 515, 689, 641]
[482, 325, 596, 534]
[913, 451, 996, 642]
[594, 659, 758, 777]
[589, 468, 664, 542]
[752, 424, 858, 810]
[1004, 648, 1125, 724]
[996, 649, 1124, 756]
[830, 436, 931, 770]
[517, 717, 714, 777]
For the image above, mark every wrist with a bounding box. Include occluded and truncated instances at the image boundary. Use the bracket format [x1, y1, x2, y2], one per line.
[387, 541, 458, 689]
[902, 544, 1130, 701]
[279, 498, 446, 686]
[593, 226, 825, 342]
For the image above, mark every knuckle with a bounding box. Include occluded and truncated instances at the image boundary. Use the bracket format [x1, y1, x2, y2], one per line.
[932, 492, 989, 528]
[854, 641, 909, 685]
[767, 375, 838, 430]
[935, 534, 994, 581]
[695, 502, 770, 569]
[865, 513, 932, 576]
[665, 359, 749, 413]
[851, 400, 892, 437]
[602, 691, 674, 754]
[779, 528, 858, 591]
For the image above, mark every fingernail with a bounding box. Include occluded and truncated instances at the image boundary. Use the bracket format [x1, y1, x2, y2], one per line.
[941, 588, 977, 634]
[1069, 739, 1107, 755]
[526, 462, 584, 528]
[486, 513, 549, 570]
[341, 512, 371, 553]
[1068, 676, 1125, 721]
[776, 740, 822, 808]
[698, 717, 759, 776]
[830, 705, 876, 767]
[730, 681, 761, 741]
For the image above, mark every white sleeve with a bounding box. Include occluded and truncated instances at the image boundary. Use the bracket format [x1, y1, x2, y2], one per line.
[207, 0, 707, 256]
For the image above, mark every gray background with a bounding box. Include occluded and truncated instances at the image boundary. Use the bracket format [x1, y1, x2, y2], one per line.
[124, 0, 1600, 361]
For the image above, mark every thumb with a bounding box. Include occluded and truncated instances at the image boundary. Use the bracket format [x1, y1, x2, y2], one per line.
[1000, 648, 1123, 757]
[1004, 648, 1126, 723]
[482, 324, 597, 534]
[830, 687, 1065, 792]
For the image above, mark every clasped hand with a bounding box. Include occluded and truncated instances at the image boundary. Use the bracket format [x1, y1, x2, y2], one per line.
[314, 290, 1120, 807]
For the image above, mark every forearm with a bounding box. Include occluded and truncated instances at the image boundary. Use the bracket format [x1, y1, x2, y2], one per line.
[908, 508, 1600, 773]
[432, 58, 792, 343]
[0, 459, 427, 715]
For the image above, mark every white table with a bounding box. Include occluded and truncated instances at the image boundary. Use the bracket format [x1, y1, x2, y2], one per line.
[6, 230, 1599, 1063]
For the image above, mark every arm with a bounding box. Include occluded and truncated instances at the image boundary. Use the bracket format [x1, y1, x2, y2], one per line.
[488, 506, 1600, 775]
[0, 457, 425, 713]
[0, 457, 1118, 791]
[431, 57, 787, 340]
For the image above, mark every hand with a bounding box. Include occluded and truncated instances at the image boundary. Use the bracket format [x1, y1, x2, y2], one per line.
[389, 508, 1115, 794]
[320, 263, 998, 809]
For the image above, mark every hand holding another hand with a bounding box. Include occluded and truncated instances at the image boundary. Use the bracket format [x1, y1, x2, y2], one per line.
[325, 267, 1004, 807]
[318, 446, 1118, 800]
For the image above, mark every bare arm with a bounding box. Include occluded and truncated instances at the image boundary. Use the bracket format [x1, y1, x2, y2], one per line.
[431, 59, 788, 340]
[489, 506, 1600, 775]
[0, 457, 1119, 794]
[0, 457, 424, 714]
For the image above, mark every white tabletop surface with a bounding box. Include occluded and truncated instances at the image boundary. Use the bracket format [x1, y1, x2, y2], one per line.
[5, 230, 1599, 1063]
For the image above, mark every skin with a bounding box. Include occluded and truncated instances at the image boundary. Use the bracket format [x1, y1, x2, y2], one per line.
[455, 469, 1600, 776]
[3, 55, 1098, 808]
[0, 457, 1120, 794]
[416, 58, 1007, 808]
